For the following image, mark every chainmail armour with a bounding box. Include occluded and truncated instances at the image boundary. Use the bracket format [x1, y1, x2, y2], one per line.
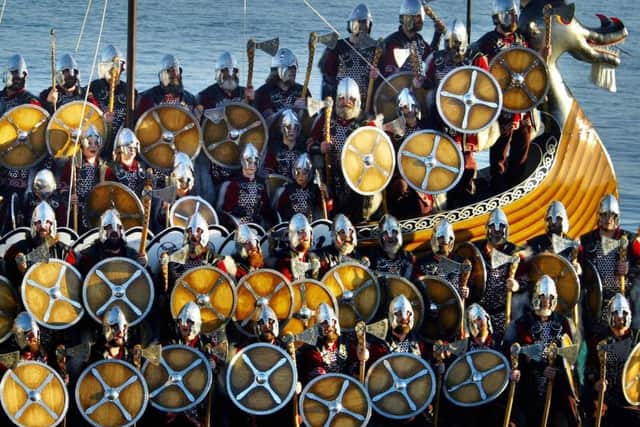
[531, 318, 564, 396]
[320, 343, 347, 373]
[389, 337, 421, 356]
[481, 263, 510, 342]
[336, 43, 375, 102]
[603, 336, 635, 406]
[237, 180, 264, 224]
[289, 187, 314, 220]
[275, 149, 299, 178]
[77, 163, 100, 230]
[329, 120, 358, 200]
[113, 164, 145, 195]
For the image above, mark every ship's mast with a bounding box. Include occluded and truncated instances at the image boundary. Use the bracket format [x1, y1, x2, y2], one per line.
[125, 0, 137, 128]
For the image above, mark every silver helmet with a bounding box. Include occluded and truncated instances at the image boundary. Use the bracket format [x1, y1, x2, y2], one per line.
[280, 109, 301, 140]
[389, 294, 414, 330]
[486, 208, 509, 244]
[13, 312, 39, 350]
[112, 128, 140, 159]
[348, 3, 373, 35]
[397, 88, 421, 120]
[532, 275, 558, 316]
[235, 224, 260, 258]
[158, 54, 182, 86]
[254, 304, 279, 338]
[102, 306, 128, 343]
[56, 53, 79, 86]
[444, 19, 469, 61]
[333, 214, 357, 255]
[399, 0, 425, 32]
[170, 152, 195, 192]
[32, 169, 57, 199]
[292, 153, 313, 182]
[316, 303, 340, 336]
[98, 44, 125, 79]
[177, 301, 202, 341]
[99, 209, 124, 243]
[466, 303, 493, 337]
[3, 54, 28, 87]
[598, 194, 620, 226]
[492, 0, 519, 30]
[31, 201, 57, 238]
[546, 201, 569, 234]
[289, 213, 312, 250]
[241, 143, 260, 170]
[430, 218, 455, 254]
[336, 77, 361, 120]
[185, 212, 210, 247]
[379, 214, 403, 254]
[607, 293, 632, 330]
[215, 51, 239, 84]
[81, 124, 103, 149]
[271, 48, 298, 82]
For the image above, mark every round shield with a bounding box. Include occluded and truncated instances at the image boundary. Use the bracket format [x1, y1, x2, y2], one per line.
[443, 349, 510, 407]
[170, 266, 237, 334]
[70, 227, 100, 253]
[85, 182, 145, 230]
[282, 279, 339, 335]
[45, 101, 106, 159]
[560, 334, 580, 400]
[382, 274, 425, 331]
[0, 361, 68, 427]
[454, 242, 487, 302]
[373, 71, 428, 123]
[75, 359, 148, 427]
[0, 275, 18, 343]
[365, 353, 435, 419]
[142, 344, 212, 412]
[123, 226, 154, 254]
[312, 219, 333, 250]
[55, 227, 79, 248]
[623, 341, 640, 405]
[266, 173, 292, 209]
[581, 260, 603, 321]
[397, 130, 464, 195]
[417, 275, 464, 340]
[341, 127, 395, 195]
[226, 343, 297, 415]
[169, 195, 218, 228]
[208, 224, 230, 253]
[21, 259, 84, 330]
[201, 102, 268, 169]
[234, 269, 294, 336]
[145, 226, 184, 275]
[436, 65, 502, 134]
[489, 47, 549, 113]
[134, 104, 201, 170]
[0, 104, 49, 169]
[322, 263, 380, 331]
[300, 373, 371, 427]
[528, 253, 580, 316]
[83, 257, 154, 326]
[259, 222, 289, 259]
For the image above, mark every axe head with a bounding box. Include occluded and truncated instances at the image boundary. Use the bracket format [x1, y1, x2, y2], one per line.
[384, 116, 407, 138]
[0, 351, 20, 369]
[282, 327, 318, 347]
[206, 340, 229, 363]
[307, 97, 331, 117]
[256, 37, 280, 56]
[366, 319, 389, 341]
[557, 343, 579, 365]
[447, 339, 469, 356]
[151, 185, 177, 204]
[317, 32, 339, 50]
[204, 107, 225, 124]
[520, 343, 544, 362]
[141, 343, 162, 366]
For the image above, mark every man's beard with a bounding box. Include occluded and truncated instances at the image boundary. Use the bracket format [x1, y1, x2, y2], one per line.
[247, 251, 264, 269]
[337, 104, 360, 121]
[163, 81, 183, 95]
[338, 241, 354, 256]
[220, 77, 238, 92]
[259, 331, 276, 343]
[63, 76, 78, 89]
[295, 241, 311, 252]
[9, 78, 25, 91]
[393, 324, 411, 336]
[109, 336, 125, 347]
[323, 329, 339, 344]
[105, 235, 125, 251]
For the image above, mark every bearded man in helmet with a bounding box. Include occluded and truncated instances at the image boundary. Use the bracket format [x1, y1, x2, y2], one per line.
[370, 214, 416, 279]
[316, 213, 369, 275]
[264, 109, 307, 179]
[217, 224, 265, 281]
[40, 52, 98, 113]
[275, 213, 322, 282]
[0, 53, 41, 116]
[20, 169, 66, 229]
[197, 51, 247, 109]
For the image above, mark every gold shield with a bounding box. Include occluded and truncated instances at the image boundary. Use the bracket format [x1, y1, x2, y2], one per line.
[234, 269, 294, 335]
[282, 279, 339, 336]
[85, 182, 145, 229]
[443, 349, 510, 407]
[623, 341, 640, 405]
[21, 259, 83, 330]
[45, 101, 106, 159]
[436, 65, 502, 134]
[226, 343, 296, 415]
[366, 353, 435, 419]
[489, 47, 550, 113]
[453, 242, 487, 302]
[0, 275, 18, 343]
[397, 130, 464, 195]
[417, 275, 464, 340]
[0, 361, 68, 427]
[0, 104, 49, 169]
[142, 344, 213, 412]
[82, 257, 154, 326]
[300, 373, 371, 427]
[373, 72, 428, 123]
[135, 104, 202, 170]
[528, 252, 580, 316]
[75, 359, 148, 427]
[170, 266, 237, 334]
[169, 195, 218, 228]
[382, 274, 425, 331]
[341, 127, 395, 195]
[322, 263, 381, 331]
[201, 102, 268, 169]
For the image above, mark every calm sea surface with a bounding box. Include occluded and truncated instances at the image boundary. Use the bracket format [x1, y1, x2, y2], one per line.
[1, 0, 638, 227]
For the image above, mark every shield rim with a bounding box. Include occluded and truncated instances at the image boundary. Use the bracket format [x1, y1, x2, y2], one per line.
[365, 352, 436, 419]
[340, 126, 396, 196]
[285, 278, 339, 333]
[416, 274, 464, 340]
[45, 100, 106, 158]
[145, 225, 185, 275]
[0, 103, 51, 170]
[226, 342, 297, 415]
[86, 181, 145, 229]
[488, 46, 550, 114]
[623, 341, 640, 406]
[0, 275, 17, 343]
[21, 259, 84, 330]
[82, 257, 155, 327]
[300, 372, 372, 427]
[396, 130, 464, 195]
[435, 65, 503, 134]
[442, 348, 511, 407]
[528, 252, 581, 314]
[168, 195, 219, 227]
[582, 259, 603, 320]
[142, 344, 213, 412]
[311, 219, 333, 250]
[373, 71, 428, 123]
[74, 359, 149, 427]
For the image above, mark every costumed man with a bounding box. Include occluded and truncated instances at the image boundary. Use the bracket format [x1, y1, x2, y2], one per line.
[276, 153, 328, 222]
[586, 294, 640, 425]
[473, 208, 522, 344]
[108, 127, 146, 197]
[465, 303, 499, 350]
[318, 3, 377, 102]
[217, 224, 265, 281]
[197, 51, 246, 109]
[370, 214, 415, 279]
[91, 306, 133, 363]
[264, 109, 307, 179]
[151, 151, 196, 232]
[20, 169, 66, 229]
[424, 19, 489, 207]
[509, 275, 579, 427]
[40, 53, 98, 113]
[275, 213, 321, 282]
[316, 213, 369, 276]
[474, 0, 533, 190]
[381, 0, 445, 76]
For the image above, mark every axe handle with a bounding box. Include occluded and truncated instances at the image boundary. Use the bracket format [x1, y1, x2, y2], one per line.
[541, 345, 557, 427]
[505, 260, 519, 325]
[161, 260, 169, 293]
[503, 350, 520, 427]
[365, 42, 384, 113]
[543, 4, 553, 63]
[108, 65, 119, 113]
[71, 163, 79, 232]
[50, 28, 57, 112]
[323, 97, 333, 191]
[356, 321, 366, 383]
[409, 42, 421, 78]
[619, 235, 628, 295]
[595, 347, 607, 427]
[246, 43, 255, 95]
[434, 368, 443, 427]
[302, 33, 317, 99]
[138, 169, 154, 256]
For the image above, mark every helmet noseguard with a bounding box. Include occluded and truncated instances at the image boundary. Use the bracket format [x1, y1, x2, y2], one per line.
[389, 294, 414, 330]
[81, 124, 103, 150]
[465, 303, 493, 337]
[31, 201, 57, 239]
[545, 201, 569, 234]
[289, 213, 312, 250]
[397, 88, 421, 120]
[102, 306, 128, 343]
[348, 3, 373, 35]
[3, 54, 28, 87]
[399, 0, 425, 32]
[158, 54, 182, 86]
[486, 208, 509, 244]
[316, 303, 341, 336]
[240, 143, 260, 170]
[379, 214, 403, 254]
[177, 301, 202, 341]
[14, 312, 40, 350]
[280, 109, 301, 140]
[292, 153, 313, 182]
[532, 275, 558, 316]
[444, 19, 469, 60]
[336, 77, 361, 119]
[99, 208, 124, 243]
[254, 304, 279, 338]
[170, 152, 195, 192]
[56, 53, 79, 86]
[492, 0, 519, 30]
[271, 48, 298, 82]
[235, 224, 260, 258]
[607, 293, 632, 330]
[98, 44, 125, 79]
[185, 212, 210, 248]
[333, 214, 357, 253]
[430, 218, 455, 254]
[215, 51, 239, 84]
[598, 194, 620, 227]
[32, 169, 57, 199]
[113, 128, 140, 159]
